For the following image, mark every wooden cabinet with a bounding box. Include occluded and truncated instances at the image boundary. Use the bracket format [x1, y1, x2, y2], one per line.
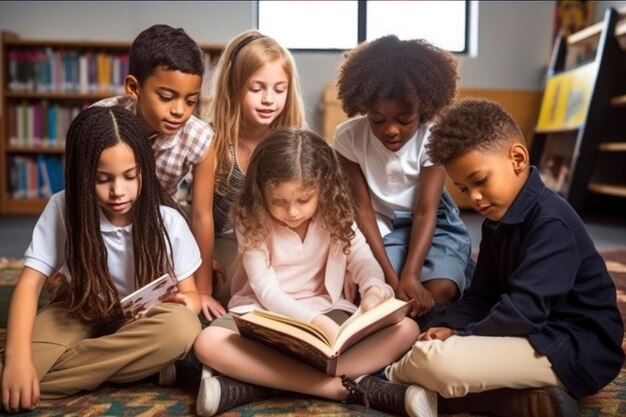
[0, 31, 222, 214]
[530, 7, 626, 213]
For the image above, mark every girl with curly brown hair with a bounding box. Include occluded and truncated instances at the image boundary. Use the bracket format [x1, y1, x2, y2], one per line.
[193, 128, 429, 417]
[333, 35, 474, 319]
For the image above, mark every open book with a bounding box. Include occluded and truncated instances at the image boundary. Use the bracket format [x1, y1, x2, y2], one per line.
[233, 297, 409, 375]
[120, 273, 178, 321]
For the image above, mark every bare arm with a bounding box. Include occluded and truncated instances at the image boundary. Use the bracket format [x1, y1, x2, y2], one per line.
[191, 145, 226, 320]
[396, 165, 445, 316]
[338, 155, 399, 289]
[2, 267, 46, 413]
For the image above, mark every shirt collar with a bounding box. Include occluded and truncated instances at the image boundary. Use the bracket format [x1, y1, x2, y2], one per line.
[99, 209, 133, 233]
[489, 166, 544, 227]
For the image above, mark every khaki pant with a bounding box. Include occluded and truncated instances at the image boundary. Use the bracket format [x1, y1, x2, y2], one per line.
[386, 335, 564, 398]
[0, 300, 201, 399]
[213, 233, 239, 308]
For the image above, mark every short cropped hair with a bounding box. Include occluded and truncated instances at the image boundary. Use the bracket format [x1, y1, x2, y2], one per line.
[427, 98, 525, 165]
[129, 24, 204, 84]
[336, 35, 458, 123]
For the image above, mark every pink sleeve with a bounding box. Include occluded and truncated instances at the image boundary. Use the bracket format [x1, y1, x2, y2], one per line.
[347, 226, 394, 299]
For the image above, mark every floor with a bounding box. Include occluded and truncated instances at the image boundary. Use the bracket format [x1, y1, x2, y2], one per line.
[1, 210, 625, 259]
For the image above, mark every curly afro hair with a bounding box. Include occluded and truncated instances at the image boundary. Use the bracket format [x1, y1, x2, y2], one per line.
[427, 98, 525, 165]
[336, 35, 458, 122]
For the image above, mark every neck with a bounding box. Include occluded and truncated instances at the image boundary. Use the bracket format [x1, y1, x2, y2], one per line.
[239, 124, 271, 145]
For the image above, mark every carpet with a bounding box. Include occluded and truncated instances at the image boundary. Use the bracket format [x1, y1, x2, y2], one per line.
[1, 251, 625, 417]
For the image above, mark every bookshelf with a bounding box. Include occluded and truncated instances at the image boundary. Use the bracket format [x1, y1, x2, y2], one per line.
[0, 31, 223, 215]
[530, 7, 626, 212]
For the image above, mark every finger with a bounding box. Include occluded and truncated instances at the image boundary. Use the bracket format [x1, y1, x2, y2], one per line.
[8, 388, 19, 413]
[20, 386, 32, 412]
[202, 305, 214, 321]
[31, 380, 40, 410]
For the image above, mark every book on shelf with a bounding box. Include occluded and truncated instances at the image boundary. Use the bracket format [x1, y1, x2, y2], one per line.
[120, 273, 179, 321]
[233, 297, 410, 375]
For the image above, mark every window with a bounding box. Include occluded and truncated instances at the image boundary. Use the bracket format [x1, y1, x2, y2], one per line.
[257, 0, 469, 53]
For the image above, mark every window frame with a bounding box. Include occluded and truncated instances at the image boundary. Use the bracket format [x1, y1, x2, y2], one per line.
[256, 0, 471, 54]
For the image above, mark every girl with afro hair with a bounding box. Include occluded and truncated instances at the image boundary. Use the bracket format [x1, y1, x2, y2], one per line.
[333, 35, 474, 319]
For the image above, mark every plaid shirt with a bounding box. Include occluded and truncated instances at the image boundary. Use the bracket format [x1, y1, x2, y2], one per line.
[92, 96, 213, 198]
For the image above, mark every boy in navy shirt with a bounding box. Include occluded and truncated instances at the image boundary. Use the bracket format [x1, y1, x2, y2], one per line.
[385, 98, 624, 417]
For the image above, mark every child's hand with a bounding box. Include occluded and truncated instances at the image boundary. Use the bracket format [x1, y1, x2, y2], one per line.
[343, 279, 358, 303]
[165, 291, 202, 315]
[418, 327, 455, 341]
[1, 357, 40, 412]
[198, 293, 227, 320]
[396, 277, 435, 318]
[312, 314, 340, 344]
[360, 286, 385, 313]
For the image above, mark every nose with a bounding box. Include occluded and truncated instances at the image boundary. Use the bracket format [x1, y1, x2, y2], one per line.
[469, 188, 482, 203]
[171, 99, 184, 117]
[286, 204, 299, 218]
[384, 123, 400, 138]
[110, 179, 125, 199]
[262, 89, 274, 105]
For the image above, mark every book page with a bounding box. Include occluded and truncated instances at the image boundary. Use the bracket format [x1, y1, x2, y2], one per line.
[120, 273, 178, 320]
[334, 298, 409, 352]
[251, 309, 332, 346]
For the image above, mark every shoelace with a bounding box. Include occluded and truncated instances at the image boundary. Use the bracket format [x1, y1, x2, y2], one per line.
[340, 375, 370, 408]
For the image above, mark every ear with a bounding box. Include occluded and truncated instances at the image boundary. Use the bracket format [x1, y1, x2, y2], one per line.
[510, 143, 529, 174]
[125, 75, 140, 101]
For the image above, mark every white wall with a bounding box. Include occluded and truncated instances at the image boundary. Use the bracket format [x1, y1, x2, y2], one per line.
[1, 1, 624, 132]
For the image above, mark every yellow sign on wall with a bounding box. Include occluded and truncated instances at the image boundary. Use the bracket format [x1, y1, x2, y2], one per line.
[536, 63, 596, 132]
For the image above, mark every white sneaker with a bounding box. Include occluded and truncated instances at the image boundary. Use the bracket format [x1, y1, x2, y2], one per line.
[196, 366, 220, 416]
[405, 385, 437, 417]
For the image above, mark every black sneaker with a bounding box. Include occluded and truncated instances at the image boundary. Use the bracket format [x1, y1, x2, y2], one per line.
[196, 371, 279, 416]
[157, 353, 203, 389]
[341, 375, 436, 417]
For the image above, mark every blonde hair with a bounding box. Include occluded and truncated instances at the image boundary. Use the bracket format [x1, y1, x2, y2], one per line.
[209, 30, 306, 195]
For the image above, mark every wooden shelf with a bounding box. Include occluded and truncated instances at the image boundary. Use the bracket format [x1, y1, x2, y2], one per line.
[7, 146, 65, 154]
[1, 198, 48, 214]
[599, 142, 626, 152]
[5, 91, 120, 100]
[588, 183, 626, 197]
[610, 94, 626, 106]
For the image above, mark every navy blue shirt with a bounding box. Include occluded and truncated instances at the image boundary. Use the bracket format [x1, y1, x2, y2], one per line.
[430, 167, 624, 398]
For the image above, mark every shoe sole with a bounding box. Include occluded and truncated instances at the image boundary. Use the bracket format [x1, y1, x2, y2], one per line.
[196, 367, 219, 417]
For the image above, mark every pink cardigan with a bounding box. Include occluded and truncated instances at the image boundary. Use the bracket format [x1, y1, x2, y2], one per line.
[228, 215, 393, 323]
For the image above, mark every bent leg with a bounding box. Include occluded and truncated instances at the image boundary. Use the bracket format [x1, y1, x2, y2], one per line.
[39, 303, 200, 398]
[386, 335, 562, 398]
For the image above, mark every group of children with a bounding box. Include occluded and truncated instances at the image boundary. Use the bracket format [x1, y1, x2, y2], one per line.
[0, 23, 623, 417]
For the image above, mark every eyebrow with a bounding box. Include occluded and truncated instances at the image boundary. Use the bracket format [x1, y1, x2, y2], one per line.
[96, 166, 138, 175]
[156, 86, 200, 97]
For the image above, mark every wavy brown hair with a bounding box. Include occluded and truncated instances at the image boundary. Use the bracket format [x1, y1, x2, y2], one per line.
[63, 106, 178, 329]
[233, 128, 356, 253]
[336, 35, 458, 122]
[427, 98, 525, 165]
[208, 30, 306, 195]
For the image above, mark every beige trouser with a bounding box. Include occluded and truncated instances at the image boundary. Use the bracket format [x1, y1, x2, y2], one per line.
[0, 300, 201, 399]
[386, 335, 564, 398]
[213, 233, 239, 308]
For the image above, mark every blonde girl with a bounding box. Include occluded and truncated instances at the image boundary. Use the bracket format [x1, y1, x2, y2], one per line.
[0, 107, 202, 413]
[208, 30, 306, 306]
[194, 128, 430, 417]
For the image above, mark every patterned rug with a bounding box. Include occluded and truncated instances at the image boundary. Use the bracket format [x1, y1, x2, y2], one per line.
[1, 250, 625, 417]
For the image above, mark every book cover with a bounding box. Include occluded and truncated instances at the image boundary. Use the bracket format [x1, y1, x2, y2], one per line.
[120, 273, 179, 321]
[233, 297, 409, 375]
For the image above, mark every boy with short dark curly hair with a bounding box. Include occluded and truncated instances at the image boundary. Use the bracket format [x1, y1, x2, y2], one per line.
[385, 98, 624, 417]
[333, 35, 473, 319]
[92, 24, 224, 322]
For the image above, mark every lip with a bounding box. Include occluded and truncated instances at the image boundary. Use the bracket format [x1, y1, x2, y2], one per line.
[108, 202, 130, 212]
[163, 120, 182, 130]
[385, 140, 403, 152]
[476, 205, 492, 215]
[257, 109, 275, 119]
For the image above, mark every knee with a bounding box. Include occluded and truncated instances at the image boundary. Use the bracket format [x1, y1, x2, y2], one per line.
[194, 326, 233, 367]
[388, 340, 458, 391]
[150, 304, 201, 357]
[424, 279, 459, 303]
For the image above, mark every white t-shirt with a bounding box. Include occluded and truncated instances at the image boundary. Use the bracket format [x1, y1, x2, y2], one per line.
[333, 116, 433, 237]
[24, 191, 202, 297]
